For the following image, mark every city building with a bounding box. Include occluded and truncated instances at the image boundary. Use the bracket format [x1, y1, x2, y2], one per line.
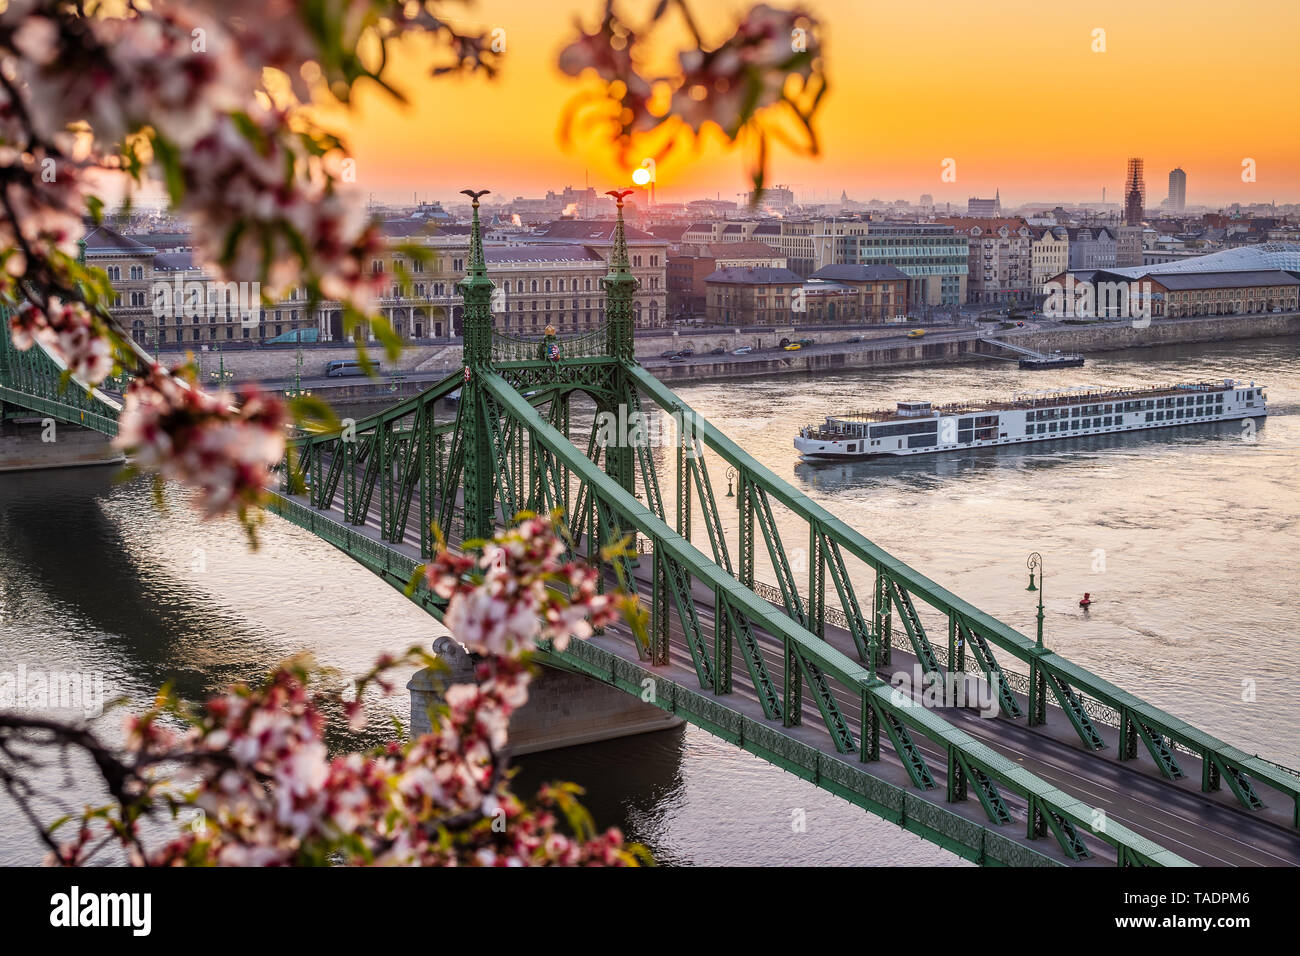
[1116, 225, 1145, 267]
[526, 220, 669, 327]
[1125, 158, 1145, 225]
[667, 241, 788, 319]
[704, 267, 803, 325]
[936, 217, 1033, 305]
[830, 222, 968, 307]
[806, 265, 910, 321]
[1164, 167, 1187, 215]
[1030, 226, 1069, 297]
[967, 191, 1002, 217]
[1150, 271, 1299, 317]
[1065, 226, 1118, 270]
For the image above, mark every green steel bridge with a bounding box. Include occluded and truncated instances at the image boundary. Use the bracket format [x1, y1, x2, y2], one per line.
[3, 191, 1300, 868]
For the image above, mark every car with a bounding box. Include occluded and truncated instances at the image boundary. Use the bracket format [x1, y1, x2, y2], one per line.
[669, 353, 685, 362]
[784, 343, 802, 351]
[846, 336, 862, 344]
[326, 359, 381, 377]
[798, 338, 815, 347]
[732, 346, 753, 355]
[710, 347, 726, 355]
[660, 349, 678, 358]
[906, 329, 926, 339]
[677, 347, 695, 357]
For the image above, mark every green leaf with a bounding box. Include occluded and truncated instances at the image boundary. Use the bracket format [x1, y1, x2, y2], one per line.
[84, 195, 105, 225]
[369, 314, 404, 363]
[288, 393, 340, 433]
[150, 134, 186, 206]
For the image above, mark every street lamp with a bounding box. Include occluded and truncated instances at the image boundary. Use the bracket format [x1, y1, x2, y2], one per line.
[1026, 551, 1044, 648]
[209, 343, 235, 388]
[725, 466, 736, 499]
[284, 341, 310, 400]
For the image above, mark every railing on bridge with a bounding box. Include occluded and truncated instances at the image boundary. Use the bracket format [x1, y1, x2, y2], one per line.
[491, 326, 608, 363]
[0, 306, 121, 434]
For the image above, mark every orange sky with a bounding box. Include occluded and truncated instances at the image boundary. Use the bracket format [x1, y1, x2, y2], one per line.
[321, 0, 1300, 208]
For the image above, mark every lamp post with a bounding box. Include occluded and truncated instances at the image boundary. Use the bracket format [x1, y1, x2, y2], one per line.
[209, 343, 235, 388]
[1026, 551, 1044, 648]
[725, 466, 736, 499]
[1025, 551, 1047, 725]
[284, 341, 310, 401]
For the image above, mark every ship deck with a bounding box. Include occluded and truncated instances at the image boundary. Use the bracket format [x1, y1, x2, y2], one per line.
[815, 381, 1242, 428]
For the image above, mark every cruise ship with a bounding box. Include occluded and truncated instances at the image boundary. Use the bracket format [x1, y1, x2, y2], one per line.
[795, 380, 1266, 460]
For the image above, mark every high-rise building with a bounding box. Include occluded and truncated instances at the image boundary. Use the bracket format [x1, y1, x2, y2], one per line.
[1124, 158, 1145, 225]
[1166, 167, 1187, 215]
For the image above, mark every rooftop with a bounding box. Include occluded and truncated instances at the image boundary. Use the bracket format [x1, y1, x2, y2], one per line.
[484, 245, 604, 265]
[810, 264, 910, 282]
[532, 220, 658, 244]
[83, 225, 156, 256]
[704, 266, 803, 285]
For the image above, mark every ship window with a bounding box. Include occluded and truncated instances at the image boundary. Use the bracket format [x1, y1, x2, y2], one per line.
[847, 444, 857, 453]
[1146, 412, 1153, 422]
[1103, 417, 1112, 426]
[1072, 408, 1080, 417]
[1049, 422, 1058, 432]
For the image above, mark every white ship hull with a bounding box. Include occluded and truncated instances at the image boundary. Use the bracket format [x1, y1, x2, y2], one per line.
[795, 382, 1266, 461]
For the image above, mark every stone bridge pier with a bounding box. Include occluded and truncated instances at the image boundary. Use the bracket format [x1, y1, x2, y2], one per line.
[0, 412, 122, 472]
[408, 636, 683, 755]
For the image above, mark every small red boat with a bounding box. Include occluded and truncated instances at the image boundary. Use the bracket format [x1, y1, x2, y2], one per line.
[1079, 592, 1092, 608]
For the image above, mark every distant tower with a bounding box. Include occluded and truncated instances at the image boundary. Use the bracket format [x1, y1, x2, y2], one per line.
[1167, 167, 1187, 215]
[1124, 158, 1145, 225]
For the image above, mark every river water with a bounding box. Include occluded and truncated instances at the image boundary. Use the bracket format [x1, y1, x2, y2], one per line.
[1, 335, 1297, 866]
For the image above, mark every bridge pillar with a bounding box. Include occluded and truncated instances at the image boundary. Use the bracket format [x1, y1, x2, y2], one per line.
[457, 188, 497, 543]
[407, 637, 683, 754]
[0, 418, 122, 472]
[600, 189, 639, 499]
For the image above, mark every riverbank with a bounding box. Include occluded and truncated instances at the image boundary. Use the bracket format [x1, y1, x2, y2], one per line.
[642, 312, 1300, 384]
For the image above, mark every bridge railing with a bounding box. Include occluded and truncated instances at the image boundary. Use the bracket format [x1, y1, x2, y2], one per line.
[628, 364, 1300, 825]
[491, 326, 608, 363]
[0, 309, 122, 435]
